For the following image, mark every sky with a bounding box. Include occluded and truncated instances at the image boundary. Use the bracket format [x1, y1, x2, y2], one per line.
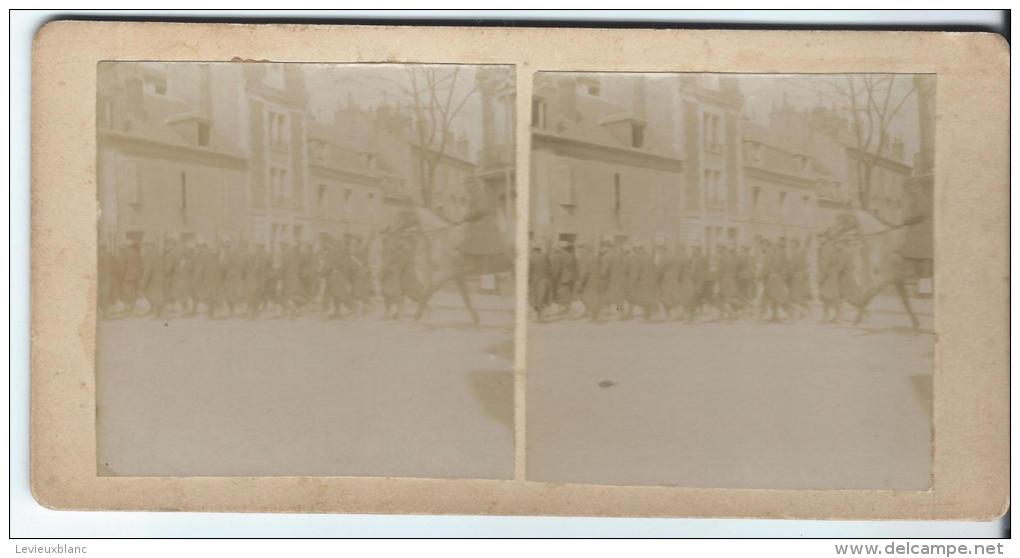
[301, 64, 489, 158]
[738, 74, 925, 160]
[597, 72, 927, 162]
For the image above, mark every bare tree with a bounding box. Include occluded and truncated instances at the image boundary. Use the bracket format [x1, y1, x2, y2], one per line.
[817, 75, 917, 226]
[404, 66, 480, 211]
[347, 66, 481, 212]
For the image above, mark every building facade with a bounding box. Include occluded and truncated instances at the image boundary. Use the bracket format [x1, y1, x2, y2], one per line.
[741, 120, 820, 246]
[96, 62, 250, 248]
[674, 75, 746, 254]
[306, 120, 385, 243]
[97, 62, 485, 256]
[331, 99, 477, 224]
[477, 66, 516, 222]
[530, 74, 686, 249]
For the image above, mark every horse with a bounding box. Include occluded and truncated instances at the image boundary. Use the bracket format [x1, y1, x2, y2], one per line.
[825, 210, 925, 330]
[405, 204, 514, 325]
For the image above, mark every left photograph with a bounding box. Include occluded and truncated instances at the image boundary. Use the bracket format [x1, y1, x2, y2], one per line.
[95, 62, 516, 478]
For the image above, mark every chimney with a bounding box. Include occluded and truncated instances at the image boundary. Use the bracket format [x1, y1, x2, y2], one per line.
[124, 75, 145, 121]
[557, 78, 577, 122]
[632, 75, 647, 120]
[197, 64, 212, 121]
[719, 76, 743, 105]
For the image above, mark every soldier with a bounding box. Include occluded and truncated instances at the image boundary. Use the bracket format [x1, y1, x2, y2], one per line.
[279, 241, 303, 319]
[299, 242, 318, 310]
[379, 232, 404, 319]
[222, 238, 247, 318]
[575, 241, 606, 322]
[762, 237, 792, 322]
[324, 239, 355, 319]
[97, 242, 118, 319]
[701, 248, 721, 319]
[348, 236, 374, 315]
[548, 240, 577, 318]
[117, 239, 143, 317]
[158, 239, 178, 318]
[379, 211, 423, 320]
[683, 245, 707, 322]
[263, 246, 284, 317]
[244, 242, 271, 319]
[603, 241, 629, 319]
[170, 237, 196, 317]
[659, 244, 684, 320]
[528, 243, 551, 321]
[630, 244, 661, 321]
[736, 245, 757, 307]
[192, 238, 222, 319]
[140, 240, 166, 319]
[835, 235, 862, 324]
[817, 232, 842, 323]
[622, 243, 641, 320]
[787, 238, 811, 319]
[716, 245, 742, 320]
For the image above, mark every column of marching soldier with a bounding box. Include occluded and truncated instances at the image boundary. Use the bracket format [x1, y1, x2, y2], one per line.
[529, 231, 880, 325]
[97, 228, 428, 322]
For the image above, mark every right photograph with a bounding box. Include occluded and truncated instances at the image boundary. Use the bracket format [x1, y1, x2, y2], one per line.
[526, 72, 935, 489]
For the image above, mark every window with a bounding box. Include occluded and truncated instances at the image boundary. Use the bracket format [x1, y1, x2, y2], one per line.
[702, 113, 722, 151]
[279, 169, 290, 200]
[631, 123, 645, 149]
[98, 97, 115, 129]
[613, 173, 622, 213]
[317, 184, 327, 206]
[553, 165, 576, 207]
[197, 122, 210, 147]
[531, 98, 546, 129]
[779, 191, 788, 219]
[712, 116, 721, 150]
[267, 110, 289, 150]
[120, 162, 141, 206]
[269, 167, 289, 204]
[752, 186, 761, 213]
[702, 170, 724, 207]
[586, 82, 600, 96]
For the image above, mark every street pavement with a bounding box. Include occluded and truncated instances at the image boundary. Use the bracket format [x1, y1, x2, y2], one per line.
[526, 294, 934, 490]
[96, 291, 515, 479]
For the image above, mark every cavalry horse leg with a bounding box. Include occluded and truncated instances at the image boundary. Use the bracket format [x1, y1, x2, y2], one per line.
[413, 272, 452, 322]
[453, 273, 480, 325]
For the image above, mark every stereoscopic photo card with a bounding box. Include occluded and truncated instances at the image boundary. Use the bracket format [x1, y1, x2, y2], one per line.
[30, 21, 1008, 519]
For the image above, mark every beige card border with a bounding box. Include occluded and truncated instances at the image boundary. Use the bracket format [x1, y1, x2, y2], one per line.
[31, 21, 1009, 520]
